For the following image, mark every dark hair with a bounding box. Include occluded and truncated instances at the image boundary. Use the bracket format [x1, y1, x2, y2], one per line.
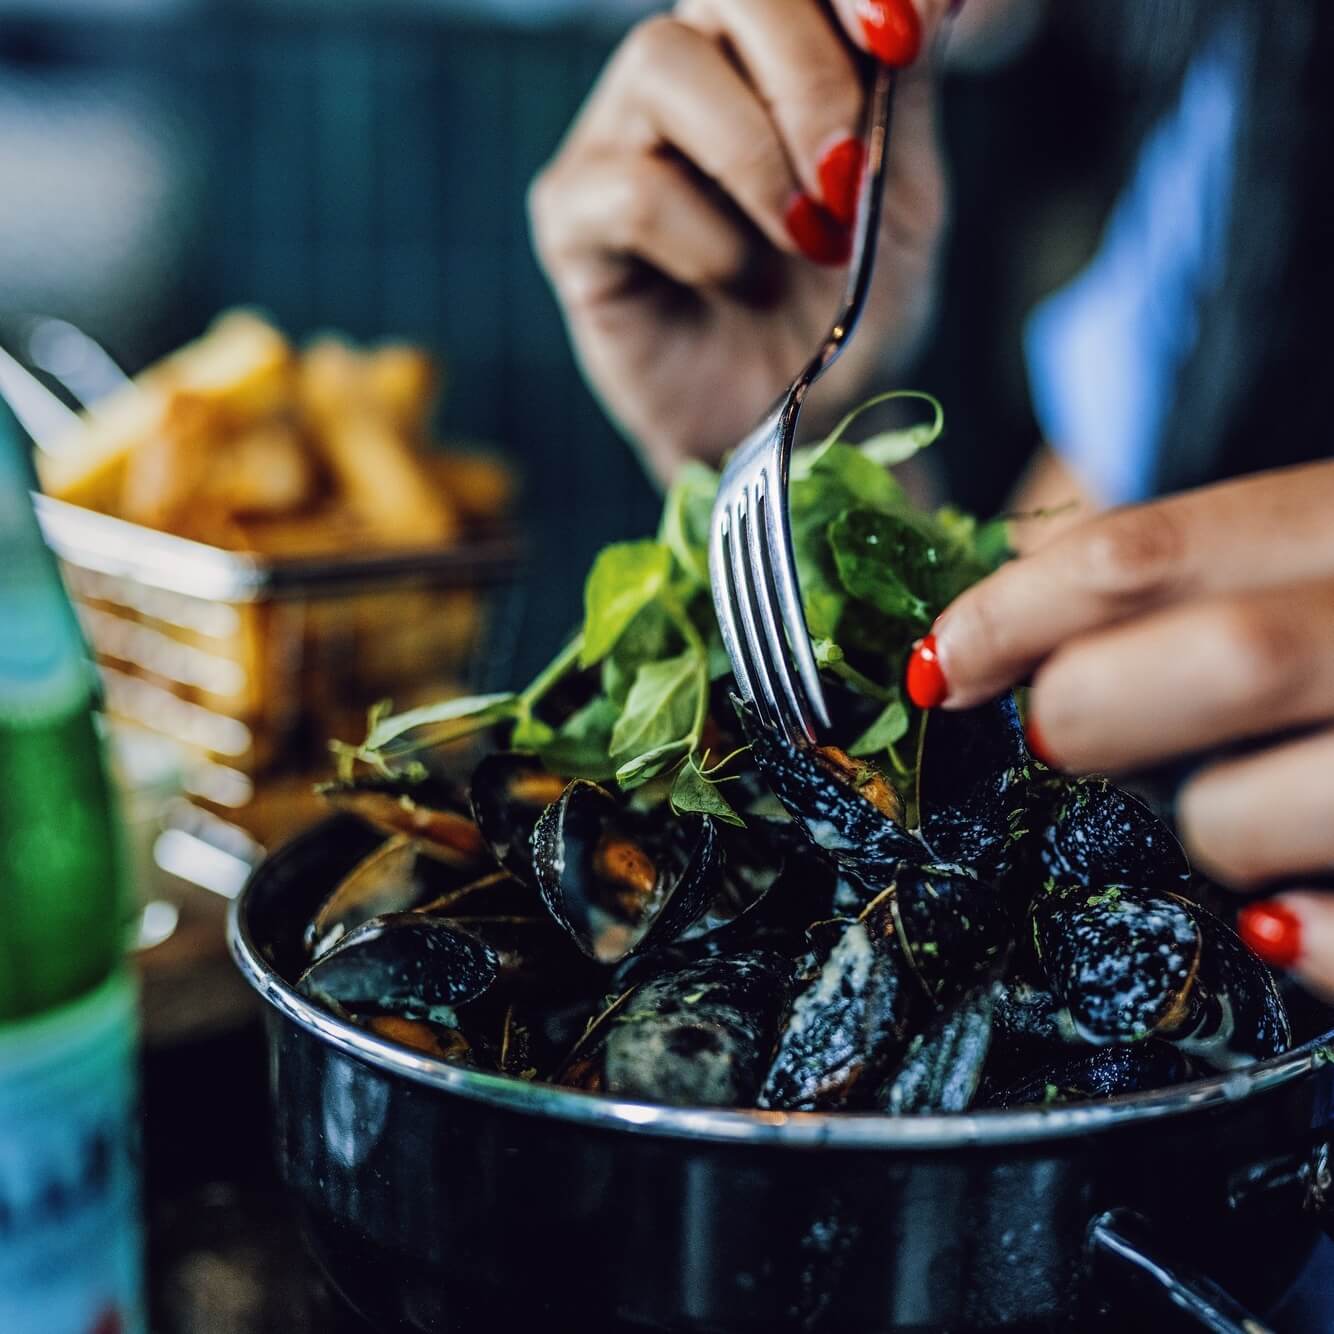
[1147, 2, 1334, 493]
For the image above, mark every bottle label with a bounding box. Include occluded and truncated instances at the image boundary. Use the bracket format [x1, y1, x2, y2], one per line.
[0, 973, 145, 1334]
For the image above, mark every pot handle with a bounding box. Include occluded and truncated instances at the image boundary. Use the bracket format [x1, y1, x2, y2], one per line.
[1086, 1209, 1275, 1334]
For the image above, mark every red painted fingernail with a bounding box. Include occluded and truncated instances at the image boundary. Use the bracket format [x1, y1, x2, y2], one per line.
[857, 0, 923, 67]
[784, 193, 852, 266]
[1237, 900, 1303, 969]
[1025, 715, 1055, 768]
[818, 137, 865, 229]
[906, 634, 948, 709]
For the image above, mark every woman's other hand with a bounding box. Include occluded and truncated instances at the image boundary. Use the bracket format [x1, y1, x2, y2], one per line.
[908, 460, 1334, 998]
[529, 0, 956, 482]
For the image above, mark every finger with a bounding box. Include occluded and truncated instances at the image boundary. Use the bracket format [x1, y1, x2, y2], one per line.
[826, 0, 950, 70]
[1179, 730, 1334, 888]
[1239, 893, 1334, 1002]
[676, 0, 863, 210]
[530, 149, 752, 304]
[580, 15, 805, 255]
[932, 461, 1334, 709]
[1026, 578, 1334, 774]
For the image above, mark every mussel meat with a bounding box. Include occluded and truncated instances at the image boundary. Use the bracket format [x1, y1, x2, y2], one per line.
[469, 751, 570, 884]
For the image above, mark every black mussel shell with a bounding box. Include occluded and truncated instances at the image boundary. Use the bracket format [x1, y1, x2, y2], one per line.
[878, 982, 996, 1114]
[305, 835, 428, 959]
[322, 772, 488, 867]
[987, 1040, 1195, 1109]
[735, 698, 921, 875]
[558, 950, 795, 1107]
[469, 751, 570, 885]
[1163, 897, 1291, 1069]
[758, 915, 916, 1111]
[869, 865, 1011, 1006]
[297, 912, 500, 1021]
[532, 780, 719, 964]
[916, 694, 1034, 881]
[1030, 885, 1201, 1044]
[1036, 776, 1190, 892]
[991, 977, 1080, 1049]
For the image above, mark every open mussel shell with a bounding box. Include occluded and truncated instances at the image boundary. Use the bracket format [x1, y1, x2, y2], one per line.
[354, 1013, 477, 1065]
[1163, 897, 1291, 1069]
[1030, 884, 1201, 1044]
[305, 834, 427, 959]
[1035, 775, 1190, 892]
[878, 982, 996, 1115]
[322, 772, 488, 868]
[916, 693, 1034, 881]
[986, 1040, 1196, 1109]
[532, 779, 719, 964]
[867, 864, 1011, 1006]
[296, 912, 500, 1023]
[469, 751, 570, 885]
[758, 915, 916, 1111]
[557, 950, 795, 1107]
[735, 698, 921, 876]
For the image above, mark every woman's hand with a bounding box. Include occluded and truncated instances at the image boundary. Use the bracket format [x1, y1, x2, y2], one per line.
[529, 0, 955, 482]
[908, 460, 1334, 997]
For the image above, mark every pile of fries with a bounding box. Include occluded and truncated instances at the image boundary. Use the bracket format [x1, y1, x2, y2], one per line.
[37, 309, 512, 552]
[35, 312, 518, 799]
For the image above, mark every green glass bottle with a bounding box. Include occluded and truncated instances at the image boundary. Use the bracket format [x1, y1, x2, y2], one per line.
[0, 406, 145, 1333]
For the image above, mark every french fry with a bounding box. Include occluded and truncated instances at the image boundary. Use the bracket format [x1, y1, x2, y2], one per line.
[422, 450, 514, 522]
[204, 422, 320, 517]
[365, 344, 441, 437]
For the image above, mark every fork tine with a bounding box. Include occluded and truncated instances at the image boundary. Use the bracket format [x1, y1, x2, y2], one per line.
[709, 506, 761, 717]
[749, 474, 816, 742]
[728, 491, 788, 735]
[762, 469, 832, 732]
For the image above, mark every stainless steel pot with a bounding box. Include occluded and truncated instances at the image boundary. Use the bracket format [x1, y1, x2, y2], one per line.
[230, 815, 1334, 1333]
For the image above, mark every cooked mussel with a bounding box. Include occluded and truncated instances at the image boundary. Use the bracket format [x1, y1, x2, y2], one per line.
[758, 915, 916, 1111]
[916, 694, 1034, 880]
[296, 912, 499, 1023]
[878, 981, 996, 1114]
[321, 771, 488, 867]
[868, 864, 1011, 1006]
[356, 1013, 476, 1064]
[305, 835, 428, 959]
[557, 950, 795, 1106]
[987, 1040, 1196, 1109]
[1035, 776, 1190, 892]
[532, 780, 719, 964]
[469, 751, 570, 884]
[736, 698, 921, 876]
[1030, 884, 1200, 1045]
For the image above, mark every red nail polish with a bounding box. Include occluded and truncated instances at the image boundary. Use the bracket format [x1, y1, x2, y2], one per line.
[1238, 901, 1303, 969]
[906, 634, 948, 709]
[784, 193, 852, 266]
[857, 0, 923, 67]
[818, 137, 865, 229]
[1025, 715, 1054, 768]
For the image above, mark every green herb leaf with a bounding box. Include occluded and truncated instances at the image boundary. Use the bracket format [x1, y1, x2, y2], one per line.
[530, 696, 622, 780]
[580, 541, 672, 667]
[828, 508, 937, 626]
[659, 461, 718, 587]
[670, 756, 745, 826]
[602, 602, 676, 706]
[609, 651, 703, 769]
[615, 739, 693, 787]
[364, 692, 518, 751]
[849, 693, 910, 756]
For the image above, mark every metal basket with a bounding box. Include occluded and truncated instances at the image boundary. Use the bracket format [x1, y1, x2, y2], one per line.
[35, 492, 523, 828]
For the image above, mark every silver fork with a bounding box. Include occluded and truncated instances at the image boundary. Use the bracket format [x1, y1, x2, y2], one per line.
[709, 62, 898, 745]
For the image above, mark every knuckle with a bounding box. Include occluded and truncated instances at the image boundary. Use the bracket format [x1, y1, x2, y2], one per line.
[1078, 505, 1186, 600]
[787, 69, 861, 136]
[712, 132, 788, 200]
[620, 14, 687, 79]
[611, 166, 663, 249]
[1210, 602, 1303, 706]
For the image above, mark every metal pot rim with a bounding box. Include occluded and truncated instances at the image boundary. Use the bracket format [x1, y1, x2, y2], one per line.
[229, 884, 1333, 1151]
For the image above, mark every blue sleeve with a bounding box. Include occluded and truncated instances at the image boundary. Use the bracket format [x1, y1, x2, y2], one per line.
[1023, 27, 1240, 505]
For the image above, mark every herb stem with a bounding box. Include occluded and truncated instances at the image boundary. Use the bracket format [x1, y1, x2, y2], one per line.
[518, 632, 585, 714]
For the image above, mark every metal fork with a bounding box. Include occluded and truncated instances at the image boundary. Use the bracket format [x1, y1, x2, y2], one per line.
[709, 62, 898, 745]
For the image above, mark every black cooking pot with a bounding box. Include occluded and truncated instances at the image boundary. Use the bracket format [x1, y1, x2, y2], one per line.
[229, 816, 1334, 1334]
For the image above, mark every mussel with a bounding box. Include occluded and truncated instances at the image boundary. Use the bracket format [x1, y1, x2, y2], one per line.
[470, 751, 570, 884]
[736, 699, 921, 877]
[758, 915, 915, 1111]
[878, 982, 996, 1114]
[532, 779, 719, 964]
[321, 771, 488, 867]
[558, 950, 795, 1106]
[305, 835, 428, 959]
[987, 1041, 1196, 1109]
[916, 694, 1034, 881]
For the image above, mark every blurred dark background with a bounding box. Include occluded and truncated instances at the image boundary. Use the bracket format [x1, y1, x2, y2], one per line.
[0, 0, 1143, 682]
